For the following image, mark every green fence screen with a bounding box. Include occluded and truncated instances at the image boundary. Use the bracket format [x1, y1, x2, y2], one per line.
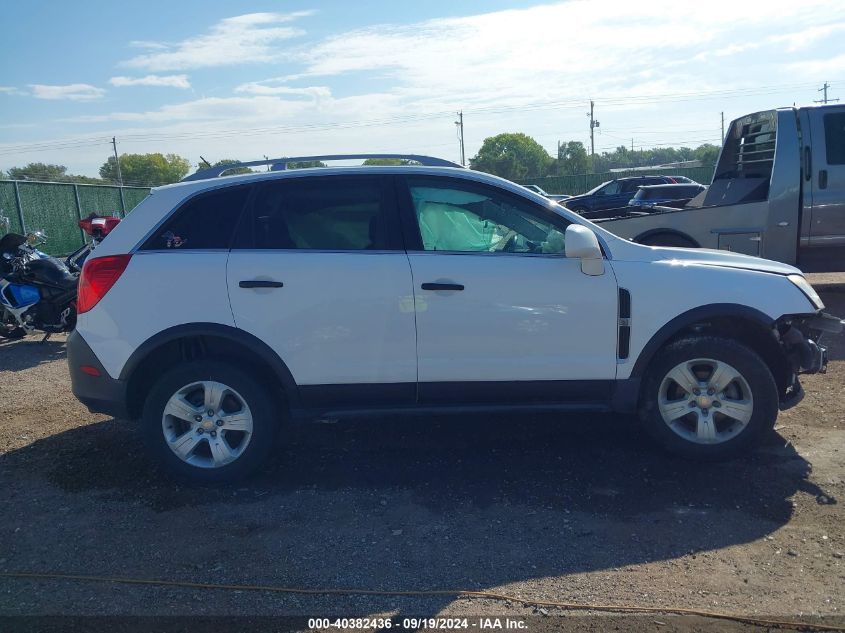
[0, 181, 150, 256]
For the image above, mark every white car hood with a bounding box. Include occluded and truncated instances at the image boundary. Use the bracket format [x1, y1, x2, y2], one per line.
[618, 244, 801, 276]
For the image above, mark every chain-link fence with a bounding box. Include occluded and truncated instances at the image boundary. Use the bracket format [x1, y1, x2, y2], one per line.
[521, 165, 715, 196]
[0, 181, 150, 255]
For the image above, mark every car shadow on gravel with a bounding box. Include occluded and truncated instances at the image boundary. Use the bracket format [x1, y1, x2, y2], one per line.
[1, 412, 834, 549]
[0, 336, 66, 370]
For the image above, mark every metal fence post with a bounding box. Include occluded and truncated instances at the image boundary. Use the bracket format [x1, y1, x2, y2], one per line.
[73, 184, 87, 244]
[12, 180, 26, 234]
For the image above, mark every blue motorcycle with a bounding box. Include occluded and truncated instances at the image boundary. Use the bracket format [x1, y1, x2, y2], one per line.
[0, 215, 78, 340]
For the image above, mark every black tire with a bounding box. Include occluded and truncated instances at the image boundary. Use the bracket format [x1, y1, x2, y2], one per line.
[637, 233, 697, 248]
[141, 359, 278, 483]
[0, 326, 26, 340]
[640, 336, 778, 460]
[567, 204, 588, 214]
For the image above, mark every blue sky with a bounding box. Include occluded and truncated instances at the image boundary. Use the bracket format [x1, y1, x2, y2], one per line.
[2, 0, 845, 179]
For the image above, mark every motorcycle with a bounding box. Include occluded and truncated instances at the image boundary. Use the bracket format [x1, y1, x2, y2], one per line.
[0, 212, 120, 340]
[65, 213, 121, 273]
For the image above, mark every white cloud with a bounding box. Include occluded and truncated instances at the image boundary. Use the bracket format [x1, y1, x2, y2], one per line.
[785, 53, 845, 77]
[110, 74, 192, 89]
[70, 95, 320, 124]
[121, 11, 312, 71]
[0, 86, 25, 95]
[28, 83, 105, 101]
[129, 40, 170, 50]
[235, 81, 331, 99]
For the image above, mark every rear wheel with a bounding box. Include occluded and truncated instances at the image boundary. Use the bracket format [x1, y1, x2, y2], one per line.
[641, 336, 778, 459]
[141, 360, 278, 483]
[0, 325, 26, 340]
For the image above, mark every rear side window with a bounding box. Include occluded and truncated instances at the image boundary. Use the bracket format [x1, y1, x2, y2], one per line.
[824, 112, 845, 165]
[236, 176, 390, 250]
[141, 185, 250, 250]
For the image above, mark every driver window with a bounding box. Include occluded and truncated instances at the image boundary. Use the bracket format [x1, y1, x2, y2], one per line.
[408, 180, 568, 254]
[601, 181, 621, 195]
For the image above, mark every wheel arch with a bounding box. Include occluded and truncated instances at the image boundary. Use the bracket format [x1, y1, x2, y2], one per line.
[633, 228, 700, 247]
[121, 323, 299, 419]
[629, 304, 792, 402]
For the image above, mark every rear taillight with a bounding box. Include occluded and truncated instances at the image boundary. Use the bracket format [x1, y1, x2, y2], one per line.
[77, 254, 132, 314]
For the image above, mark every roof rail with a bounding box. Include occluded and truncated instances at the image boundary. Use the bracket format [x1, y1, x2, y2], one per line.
[183, 154, 463, 182]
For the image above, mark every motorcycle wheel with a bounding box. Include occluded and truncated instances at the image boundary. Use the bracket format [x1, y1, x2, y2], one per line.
[0, 326, 26, 340]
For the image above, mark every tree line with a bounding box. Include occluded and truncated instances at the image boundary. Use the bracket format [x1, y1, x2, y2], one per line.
[468, 133, 720, 182]
[1, 133, 721, 187]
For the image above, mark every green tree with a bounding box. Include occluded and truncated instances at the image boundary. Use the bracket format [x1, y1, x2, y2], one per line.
[693, 143, 721, 166]
[100, 153, 191, 186]
[469, 133, 553, 181]
[555, 141, 589, 175]
[7, 162, 70, 182]
[286, 160, 327, 169]
[197, 159, 253, 176]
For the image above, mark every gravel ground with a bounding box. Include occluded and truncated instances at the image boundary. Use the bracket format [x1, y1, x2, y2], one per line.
[0, 284, 843, 631]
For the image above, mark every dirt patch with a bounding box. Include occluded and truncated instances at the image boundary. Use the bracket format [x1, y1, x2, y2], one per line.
[0, 292, 843, 629]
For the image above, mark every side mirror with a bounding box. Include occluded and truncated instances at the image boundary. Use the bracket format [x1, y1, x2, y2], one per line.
[565, 225, 604, 276]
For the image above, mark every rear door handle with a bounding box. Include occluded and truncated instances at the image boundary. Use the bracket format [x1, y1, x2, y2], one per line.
[239, 280, 284, 289]
[421, 282, 464, 291]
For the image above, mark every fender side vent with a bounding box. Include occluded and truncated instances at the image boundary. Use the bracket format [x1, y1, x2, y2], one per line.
[618, 288, 631, 359]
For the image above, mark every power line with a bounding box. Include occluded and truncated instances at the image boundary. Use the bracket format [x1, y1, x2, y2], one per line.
[814, 81, 839, 104]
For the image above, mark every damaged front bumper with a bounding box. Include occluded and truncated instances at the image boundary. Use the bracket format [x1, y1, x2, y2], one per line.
[776, 311, 842, 410]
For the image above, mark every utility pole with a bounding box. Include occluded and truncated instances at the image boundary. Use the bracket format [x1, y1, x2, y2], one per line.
[455, 111, 465, 166]
[588, 101, 599, 161]
[721, 112, 725, 140]
[631, 138, 634, 153]
[111, 137, 123, 186]
[263, 155, 271, 172]
[815, 82, 839, 104]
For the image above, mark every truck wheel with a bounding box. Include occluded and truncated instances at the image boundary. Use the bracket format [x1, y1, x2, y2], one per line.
[141, 359, 278, 483]
[638, 233, 697, 248]
[641, 336, 778, 460]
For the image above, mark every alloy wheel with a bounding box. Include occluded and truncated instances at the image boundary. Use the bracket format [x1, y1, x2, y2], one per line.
[657, 358, 754, 445]
[161, 380, 254, 469]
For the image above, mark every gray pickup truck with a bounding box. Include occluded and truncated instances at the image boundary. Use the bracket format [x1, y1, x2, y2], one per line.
[578, 104, 845, 272]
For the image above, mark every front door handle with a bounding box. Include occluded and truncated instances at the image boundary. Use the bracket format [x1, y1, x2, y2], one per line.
[421, 282, 464, 291]
[239, 280, 284, 289]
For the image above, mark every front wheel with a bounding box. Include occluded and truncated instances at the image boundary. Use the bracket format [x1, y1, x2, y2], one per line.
[141, 360, 278, 483]
[0, 325, 26, 339]
[641, 336, 779, 460]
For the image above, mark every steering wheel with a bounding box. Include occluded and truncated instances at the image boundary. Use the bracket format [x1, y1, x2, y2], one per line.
[491, 229, 518, 252]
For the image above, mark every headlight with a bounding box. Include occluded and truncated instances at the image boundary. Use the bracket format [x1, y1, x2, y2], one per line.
[788, 274, 824, 310]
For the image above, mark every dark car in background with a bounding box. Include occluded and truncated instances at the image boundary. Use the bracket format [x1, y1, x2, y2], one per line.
[563, 175, 678, 213]
[628, 183, 707, 209]
[522, 184, 572, 203]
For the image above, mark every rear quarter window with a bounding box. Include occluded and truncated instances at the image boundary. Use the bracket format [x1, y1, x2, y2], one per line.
[140, 185, 251, 250]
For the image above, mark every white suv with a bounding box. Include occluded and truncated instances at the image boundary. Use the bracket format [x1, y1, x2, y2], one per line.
[67, 154, 840, 482]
